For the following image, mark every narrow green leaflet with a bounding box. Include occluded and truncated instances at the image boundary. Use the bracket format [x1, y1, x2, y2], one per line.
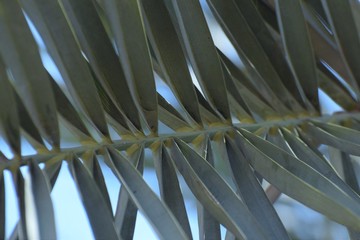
[157, 94, 191, 131]
[280, 127, 334, 165]
[81, 151, 95, 173]
[192, 137, 221, 240]
[44, 159, 63, 190]
[93, 156, 113, 213]
[301, 1, 334, 48]
[342, 154, 360, 195]
[198, 149, 221, 240]
[70, 156, 119, 240]
[208, 133, 239, 184]
[26, 159, 56, 239]
[252, 0, 279, 31]
[206, 0, 304, 113]
[304, 0, 328, 22]
[315, 41, 358, 94]
[277, 128, 360, 202]
[276, 0, 319, 109]
[235, 129, 360, 230]
[346, 119, 360, 132]
[81, 151, 112, 214]
[166, 138, 268, 240]
[312, 121, 360, 146]
[322, 0, 360, 88]
[318, 69, 356, 111]
[199, 106, 219, 125]
[219, 53, 279, 121]
[114, 186, 137, 239]
[197, 202, 221, 240]
[114, 146, 144, 239]
[0, 0, 59, 147]
[225, 134, 290, 239]
[191, 134, 208, 159]
[59, 0, 142, 131]
[141, 0, 203, 124]
[12, 169, 27, 239]
[227, 94, 254, 124]
[20, 0, 109, 138]
[10, 156, 64, 240]
[220, 63, 257, 122]
[326, 149, 360, 240]
[218, 49, 291, 116]
[267, 127, 316, 157]
[266, 127, 292, 154]
[152, 143, 193, 239]
[14, 92, 45, 151]
[0, 58, 20, 155]
[49, 75, 93, 142]
[341, 153, 360, 240]
[217, 50, 264, 102]
[195, 88, 219, 124]
[221, 62, 252, 116]
[232, 78, 280, 121]
[0, 170, 4, 240]
[351, 0, 360, 36]
[93, 76, 132, 135]
[103, 0, 158, 133]
[301, 121, 360, 156]
[158, 106, 190, 131]
[106, 147, 189, 240]
[168, 0, 231, 121]
[233, 0, 306, 107]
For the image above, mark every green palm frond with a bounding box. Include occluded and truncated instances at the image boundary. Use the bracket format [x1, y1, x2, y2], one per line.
[0, 0, 360, 239]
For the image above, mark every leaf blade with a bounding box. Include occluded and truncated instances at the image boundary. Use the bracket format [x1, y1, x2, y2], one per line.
[0, 57, 21, 155]
[276, 0, 319, 109]
[104, 0, 158, 133]
[321, 0, 360, 89]
[114, 146, 144, 239]
[166, 138, 268, 240]
[152, 143, 193, 239]
[106, 147, 189, 240]
[193, 138, 221, 240]
[60, 0, 142, 131]
[236, 128, 360, 231]
[0, 170, 4, 240]
[301, 121, 360, 156]
[0, 0, 59, 147]
[20, 0, 109, 137]
[27, 159, 57, 240]
[169, 0, 231, 120]
[141, 0, 203, 125]
[233, 0, 306, 107]
[206, 0, 303, 113]
[70, 156, 119, 240]
[225, 134, 289, 239]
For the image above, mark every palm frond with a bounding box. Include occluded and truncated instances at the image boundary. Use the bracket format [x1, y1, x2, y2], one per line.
[1, 0, 360, 239]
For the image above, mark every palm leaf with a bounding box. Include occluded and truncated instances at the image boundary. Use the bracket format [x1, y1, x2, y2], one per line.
[1, 0, 360, 239]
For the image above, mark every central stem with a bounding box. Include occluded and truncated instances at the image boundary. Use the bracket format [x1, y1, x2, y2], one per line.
[5, 111, 360, 169]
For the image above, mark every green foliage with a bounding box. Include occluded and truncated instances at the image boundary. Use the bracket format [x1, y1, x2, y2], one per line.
[0, 0, 360, 239]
